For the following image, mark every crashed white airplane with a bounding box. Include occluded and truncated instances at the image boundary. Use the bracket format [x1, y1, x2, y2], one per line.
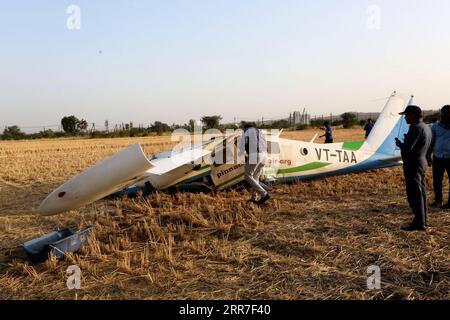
[39, 92, 412, 216]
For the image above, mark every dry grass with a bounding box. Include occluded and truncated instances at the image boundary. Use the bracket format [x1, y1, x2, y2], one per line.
[0, 129, 449, 300]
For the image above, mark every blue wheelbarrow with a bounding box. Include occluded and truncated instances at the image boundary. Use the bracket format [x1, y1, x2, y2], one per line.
[21, 226, 94, 264]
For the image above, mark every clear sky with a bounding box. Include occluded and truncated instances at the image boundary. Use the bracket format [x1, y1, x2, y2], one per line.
[1, 0, 450, 130]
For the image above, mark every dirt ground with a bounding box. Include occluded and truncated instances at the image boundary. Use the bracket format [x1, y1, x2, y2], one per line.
[0, 129, 449, 300]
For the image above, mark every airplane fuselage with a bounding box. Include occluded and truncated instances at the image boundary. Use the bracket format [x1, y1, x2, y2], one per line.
[146, 135, 403, 192]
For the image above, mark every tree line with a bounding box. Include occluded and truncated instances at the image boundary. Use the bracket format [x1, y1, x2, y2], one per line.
[1, 115, 228, 140]
[4, 111, 439, 141]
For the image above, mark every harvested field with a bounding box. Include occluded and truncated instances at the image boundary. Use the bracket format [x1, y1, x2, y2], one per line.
[0, 129, 449, 300]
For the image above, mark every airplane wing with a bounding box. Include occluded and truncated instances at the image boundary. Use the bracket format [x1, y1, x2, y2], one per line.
[148, 148, 211, 175]
[39, 133, 240, 215]
[147, 133, 237, 176]
[144, 134, 240, 189]
[39, 143, 153, 216]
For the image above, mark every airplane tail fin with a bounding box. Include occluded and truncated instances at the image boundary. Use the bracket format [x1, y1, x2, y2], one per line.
[363, 92, 412, 156]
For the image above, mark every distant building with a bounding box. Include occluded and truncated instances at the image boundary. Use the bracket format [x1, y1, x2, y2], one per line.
[289, 109, 310, 126]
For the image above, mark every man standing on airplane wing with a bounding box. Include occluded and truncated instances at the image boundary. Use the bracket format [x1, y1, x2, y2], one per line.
[396, 105, 432, 231]
[242, 123, 271, 205]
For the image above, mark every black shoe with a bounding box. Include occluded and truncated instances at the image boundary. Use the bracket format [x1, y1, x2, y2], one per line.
[430, 201, 443, 208]
[256, 194, 270, 205]
[247, 199, 257, 204]
[441, 203, 450, 210]
[402, 224, 427, 232]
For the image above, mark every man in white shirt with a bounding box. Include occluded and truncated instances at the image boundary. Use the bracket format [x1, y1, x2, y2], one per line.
[243, 123, 270, 204]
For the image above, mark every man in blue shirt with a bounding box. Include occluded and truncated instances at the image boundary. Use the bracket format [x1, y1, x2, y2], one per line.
[428, 105, 450, 209]
[320, 121, 333, 144]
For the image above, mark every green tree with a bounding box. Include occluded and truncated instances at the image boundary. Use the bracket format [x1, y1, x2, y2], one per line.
[39, 129, 55, 138]
[201, 116, 222, 130]
[77, 119, 88, 132]
[61, 116, 88, 135]
[188, 119, 196, 132]
[341, 112, 358, 128]
[424, 111, 440, 124]
[150, 121, 170, 135]
[61, 116, 79, 134]
[2, 125, 25, 140]
[270, 120, 290, 129]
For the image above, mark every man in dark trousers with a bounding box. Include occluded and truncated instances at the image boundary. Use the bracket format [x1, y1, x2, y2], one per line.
[364, 119, 374, 139]
[428, 105, 450, 209]
[396, 105, 432, 231]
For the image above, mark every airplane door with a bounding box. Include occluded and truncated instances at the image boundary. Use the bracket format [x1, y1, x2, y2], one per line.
[210, 136, 246, 190]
